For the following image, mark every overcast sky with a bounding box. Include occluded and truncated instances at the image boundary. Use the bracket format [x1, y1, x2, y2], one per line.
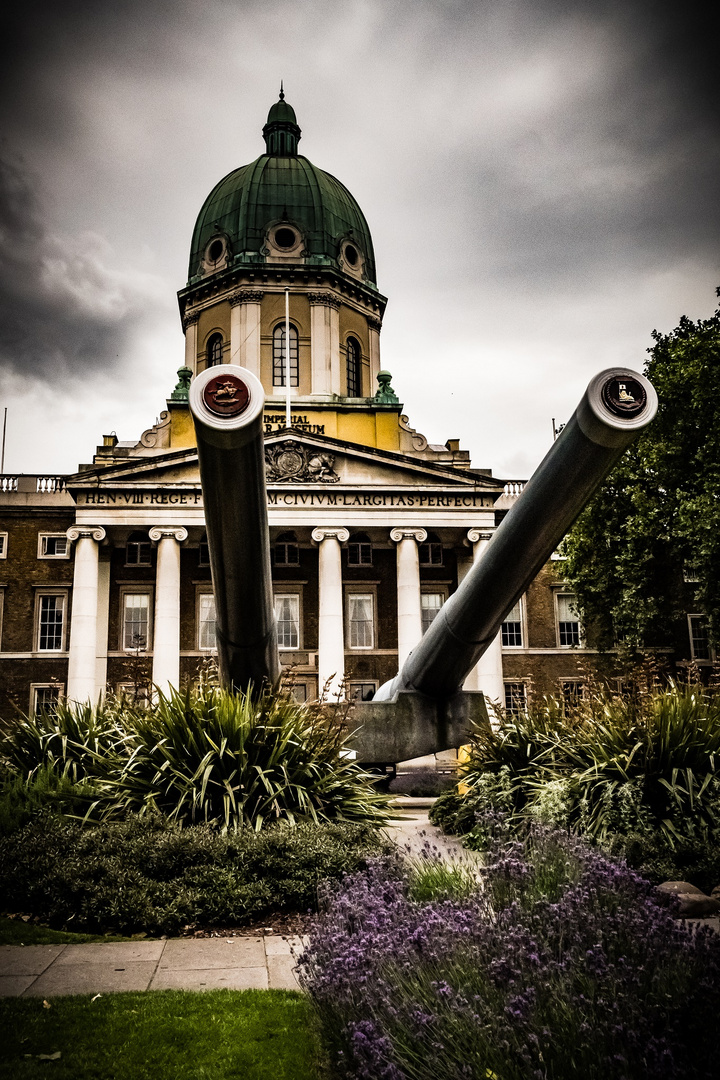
[1, 0, 718, 479]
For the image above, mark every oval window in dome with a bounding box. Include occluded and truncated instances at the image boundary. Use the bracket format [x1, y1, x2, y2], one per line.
[275, 227, 297, 249]
[207, 238, 224, 262]
[344, 243, 358, 266]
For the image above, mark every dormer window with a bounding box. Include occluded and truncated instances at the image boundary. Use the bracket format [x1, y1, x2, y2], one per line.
[346, 336, 361, 397]
[207, 333, 223, 367]
[273, 324, 299, 386]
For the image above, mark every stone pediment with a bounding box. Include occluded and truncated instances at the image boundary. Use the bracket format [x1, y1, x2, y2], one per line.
[65, 430, 503, 498]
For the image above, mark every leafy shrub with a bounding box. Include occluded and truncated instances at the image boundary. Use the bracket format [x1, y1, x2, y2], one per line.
[0, 765, 95, 835]
[299, 829, 720, 1080]
[0, 685, 389, 831]
[444, 684, 720, 877]
[0, 814, 393, 935]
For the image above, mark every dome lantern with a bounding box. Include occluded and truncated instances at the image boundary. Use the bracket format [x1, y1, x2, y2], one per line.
[262, 85, 301, 157]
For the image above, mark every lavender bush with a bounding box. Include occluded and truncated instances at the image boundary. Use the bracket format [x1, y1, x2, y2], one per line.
[298, 829, 720, 1079]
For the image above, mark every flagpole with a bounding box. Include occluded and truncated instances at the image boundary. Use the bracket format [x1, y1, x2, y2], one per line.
[284, 290, 291, 429]
[1, 408, 6, 474]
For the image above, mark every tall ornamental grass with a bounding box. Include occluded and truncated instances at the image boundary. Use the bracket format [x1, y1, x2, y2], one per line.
[0, 685, 389, 831]
[299, 829, 720, 1080]
[439, 682, 720, 847]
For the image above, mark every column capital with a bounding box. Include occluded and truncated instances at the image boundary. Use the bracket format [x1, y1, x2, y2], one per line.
[466, 528, 492, 545]
[229, 288, 264, 306]
[182, 311, 200, 330]
[67, 525, 106, 544]
[307, 291, 341, 310]
[390, 527, 427, 544]
[149, 526, 188, 544]
[311, 527, 349, 545]
[367, 316, 382, 332]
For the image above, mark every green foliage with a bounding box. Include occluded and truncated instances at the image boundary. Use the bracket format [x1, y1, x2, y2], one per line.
[0, 685, 389, 831]
[563, 291, 720, 647]
[0, 764, 97, 835]
[0, 990, 327, 1080]
[405, 850, 480, 902]
[0, 814, 392, 935]
[440, 683, 720, 887]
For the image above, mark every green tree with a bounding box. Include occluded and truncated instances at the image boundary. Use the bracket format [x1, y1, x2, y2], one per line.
[563, 290, 720, 650]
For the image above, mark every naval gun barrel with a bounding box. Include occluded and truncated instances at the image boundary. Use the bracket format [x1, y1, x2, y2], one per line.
[189, 364, 281, 693]
[375, 368, 658, 703]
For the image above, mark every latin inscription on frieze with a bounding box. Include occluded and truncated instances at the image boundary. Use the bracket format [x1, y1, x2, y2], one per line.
[80, 491, 489, 508]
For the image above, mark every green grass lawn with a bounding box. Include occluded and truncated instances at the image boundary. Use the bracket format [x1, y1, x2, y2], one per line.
[0, 989, 328, 1079]
[0, 917, 134, 945]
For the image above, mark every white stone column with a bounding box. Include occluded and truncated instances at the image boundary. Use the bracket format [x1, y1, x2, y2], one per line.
[66, 526, 106, 704]
[390, 527, 427, 669]
[230, 290, 263, 376]
[464, 529, 504, 706]
[309, 293, 341, 395]
[312, 527, 349, 697]
[149, 526, 188, 697]
[183, 313, 199, 374]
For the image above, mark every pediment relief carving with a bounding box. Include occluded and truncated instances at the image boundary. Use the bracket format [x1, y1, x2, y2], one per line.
[265, 440, 340, 484]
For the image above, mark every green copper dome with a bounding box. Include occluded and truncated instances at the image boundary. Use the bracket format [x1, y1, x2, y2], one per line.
[187, 94, 378, 289]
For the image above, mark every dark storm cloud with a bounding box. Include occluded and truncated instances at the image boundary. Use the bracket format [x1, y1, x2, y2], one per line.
[0, 152, 159, 381]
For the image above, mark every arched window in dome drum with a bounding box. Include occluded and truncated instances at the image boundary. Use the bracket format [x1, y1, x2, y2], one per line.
[346, 336, 361, 397]
[273, 324, 299, 387]
[207, 333, 223, 367]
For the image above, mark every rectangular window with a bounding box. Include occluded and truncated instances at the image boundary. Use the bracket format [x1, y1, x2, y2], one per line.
[37, 594, 66, 651]
[504, 682, 527, 716]
[347, 542, 372, 567]
[275, 594, 300, 650]
[274, 540, 300, 566]
[348, 593, 374, 649]
[38, 534, 69, 558]
[198, 593, 217, 651]
[501, 600, 523, 647]
[349, 682, 377, 701]
[123, 593, 150, 651]
[272, 325, 299, 387]
[557, 593, 581, 647]
[688, 615, 712, 661]
[0, 532, 7, 558]
[419, 542, 443, 566]
[561, 680, 583, 710]
[421, 592, 444, 634]
[126, 537, 152, 566]
[32, 684, 63, 716]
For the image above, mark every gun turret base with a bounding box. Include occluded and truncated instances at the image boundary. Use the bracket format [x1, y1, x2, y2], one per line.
[344, 690, 488, 764]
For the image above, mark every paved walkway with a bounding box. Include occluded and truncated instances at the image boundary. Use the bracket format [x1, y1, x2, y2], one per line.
[1, 796, 467, 999]
[0, 935, 303, 998]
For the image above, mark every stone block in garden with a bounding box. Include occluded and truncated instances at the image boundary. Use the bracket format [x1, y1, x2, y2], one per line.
[656, 881, 720, 917]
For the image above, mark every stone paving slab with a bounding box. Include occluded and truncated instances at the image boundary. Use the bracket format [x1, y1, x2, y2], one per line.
[158, 938, 266, 970]
[0, 937, 302, 997]
[24, 961, 158, 997]
[149, 966, 268, 991]
[0, 945, 66, 975]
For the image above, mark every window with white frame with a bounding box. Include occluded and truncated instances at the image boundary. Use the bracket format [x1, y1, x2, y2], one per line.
[32, 684, 63, 717]
[274, 532, 300, 566]
[688, 614, 712, 661]
[275, 594, 300, 649]
[272, 323, 299, 387]
[347, 593, 374, 649]
[126, 532, 152, 567]
[36, 593, 67, 651]
[198, 592, 217, 651]
[501, 599, 523, 647]
[0, 532, 7, 558]
[504, 682, 527, 716]
[347, 533, 372, 567]
[122, 592, 151, 651]
[421, 592, 444, 634]
[556, 593, 582, 647]
[38, 533, 69, 558]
